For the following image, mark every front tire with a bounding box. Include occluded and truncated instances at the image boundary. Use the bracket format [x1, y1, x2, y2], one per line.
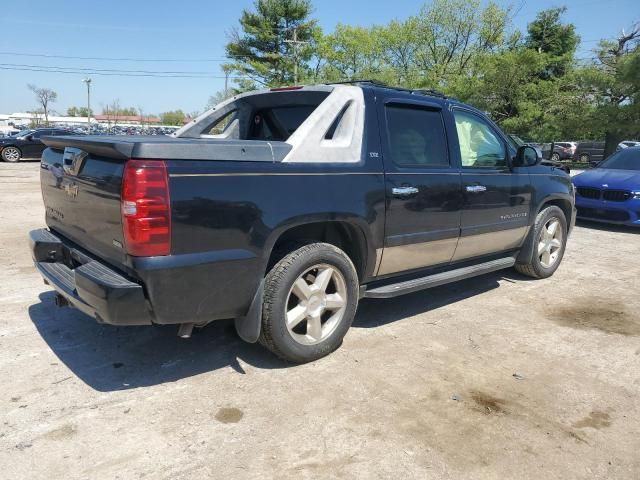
[260, 243, 359, 363]
[1, 146, 21, 162]
[515, 206, 567, 279]
[551, 152, 560, 162]
[579, 153, 589, 163]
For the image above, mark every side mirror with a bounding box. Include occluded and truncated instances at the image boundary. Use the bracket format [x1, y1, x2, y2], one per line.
[26, 135, 33, 141]
[515, 145, 540, 167]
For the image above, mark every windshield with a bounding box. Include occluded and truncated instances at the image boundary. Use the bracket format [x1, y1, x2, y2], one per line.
[598, 148, 640, 170]
[508, 134, 525, 148]
[15, 129, 33, 137]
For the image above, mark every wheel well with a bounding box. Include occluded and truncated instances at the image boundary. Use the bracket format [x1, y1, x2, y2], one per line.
[268, 222, 367, 279]
[539, 198, 572, 225]
[1, 145, 21, 153]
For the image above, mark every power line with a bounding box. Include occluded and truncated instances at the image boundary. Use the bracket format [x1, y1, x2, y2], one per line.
[0, 62, 215, 75]
[0, 51, 254, 62]
[0, 65, 247, 79]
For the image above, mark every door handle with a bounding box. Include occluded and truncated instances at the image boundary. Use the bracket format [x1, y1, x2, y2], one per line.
[392, 186, 419, 197]
[465, 185, 487, 193]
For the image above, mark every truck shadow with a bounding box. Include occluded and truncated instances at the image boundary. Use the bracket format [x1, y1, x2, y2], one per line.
[29, 291, 285, 392]
[353, 272, 501, 329]
[30, 272, 504, 392]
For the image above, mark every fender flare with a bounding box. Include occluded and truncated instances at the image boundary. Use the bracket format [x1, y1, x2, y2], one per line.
[516, 195, 572, 265]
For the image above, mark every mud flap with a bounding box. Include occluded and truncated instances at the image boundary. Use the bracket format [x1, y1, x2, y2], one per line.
[234, 279, 264, 343]
[516, 224, 536, 265]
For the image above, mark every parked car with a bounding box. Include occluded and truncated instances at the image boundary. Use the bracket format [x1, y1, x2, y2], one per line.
[617, 140, 640, 151]
[0, 128, 78, 162]
[30, 82, 576, 363]
[508, 135, 569, 173]
[541, 142, 576, 162]
[572, 146, 640, 226]
[574, 140, 605, 165]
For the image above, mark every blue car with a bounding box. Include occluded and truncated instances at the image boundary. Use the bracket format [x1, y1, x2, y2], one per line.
[572, 146, 640, 226]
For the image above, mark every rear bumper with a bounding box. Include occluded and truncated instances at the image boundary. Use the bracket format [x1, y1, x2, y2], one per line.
[30, 229, 154, 325]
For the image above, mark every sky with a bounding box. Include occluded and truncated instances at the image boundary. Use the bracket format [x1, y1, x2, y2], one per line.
[1, 0, 638, 116]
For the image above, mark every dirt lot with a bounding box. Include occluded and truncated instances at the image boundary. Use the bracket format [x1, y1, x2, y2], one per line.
[1, 162, 639, 480]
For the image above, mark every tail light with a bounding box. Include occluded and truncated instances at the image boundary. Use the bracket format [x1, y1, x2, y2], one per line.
[121, 159, 171, 256]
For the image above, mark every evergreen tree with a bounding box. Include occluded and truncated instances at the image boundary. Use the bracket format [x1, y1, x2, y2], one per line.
[225, 0, 317, 89]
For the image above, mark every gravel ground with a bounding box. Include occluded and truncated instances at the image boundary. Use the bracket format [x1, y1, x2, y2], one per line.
[1, 162, 639, 480]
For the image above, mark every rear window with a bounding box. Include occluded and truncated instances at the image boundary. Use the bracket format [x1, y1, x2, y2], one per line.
[249, 105, 317, 141]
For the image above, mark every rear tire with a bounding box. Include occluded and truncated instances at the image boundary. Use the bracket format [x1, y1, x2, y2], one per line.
[1, 146, 21, 162]
[259, 243, 359, 363]
[579, 153, 589, 163]
[551, 152, 560, 162]
[515, 206, 567, 279]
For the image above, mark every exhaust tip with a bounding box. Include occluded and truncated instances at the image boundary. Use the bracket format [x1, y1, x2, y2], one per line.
[177, 323, 194, 339]
[54, 294, 70, 308]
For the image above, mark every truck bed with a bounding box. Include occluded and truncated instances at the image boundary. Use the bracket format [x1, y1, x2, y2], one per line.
[43, 135, 292, 162]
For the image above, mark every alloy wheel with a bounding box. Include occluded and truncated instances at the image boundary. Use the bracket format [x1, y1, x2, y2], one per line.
[538, 218, 563, 268]
[2, 147, 20, 162]
[285, 264, 348, 346]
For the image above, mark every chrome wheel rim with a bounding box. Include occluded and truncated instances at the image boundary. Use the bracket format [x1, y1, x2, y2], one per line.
[538, 218, 563, 268]
[551, 153, 559, 161]
[3, 147, 20, 161]
[285, 264, 348, 346]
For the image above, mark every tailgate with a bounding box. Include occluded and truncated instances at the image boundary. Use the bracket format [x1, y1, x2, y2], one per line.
[40, 139, 128, 269]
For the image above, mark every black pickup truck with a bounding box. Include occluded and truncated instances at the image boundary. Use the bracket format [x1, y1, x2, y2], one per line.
[30, 82, 576, 363]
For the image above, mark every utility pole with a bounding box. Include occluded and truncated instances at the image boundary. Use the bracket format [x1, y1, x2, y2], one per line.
[82, 78, 92, 134]
[284, 27, 308, 85]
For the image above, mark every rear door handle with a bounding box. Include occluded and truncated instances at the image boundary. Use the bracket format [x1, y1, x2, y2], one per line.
[392, 186, 419, 197]
[465, 185, 487, 193]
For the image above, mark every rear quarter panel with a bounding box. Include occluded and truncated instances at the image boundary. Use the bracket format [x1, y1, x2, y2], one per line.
[161, 160, 385, 322]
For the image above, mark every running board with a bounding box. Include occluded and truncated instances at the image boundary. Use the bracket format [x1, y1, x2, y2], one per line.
[363, 257, 516, 299]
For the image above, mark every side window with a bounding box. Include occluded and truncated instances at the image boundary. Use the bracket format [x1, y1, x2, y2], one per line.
[204, 110, 236, 135]
[385, 105, 449, 167]
[453, 110, 506, 168]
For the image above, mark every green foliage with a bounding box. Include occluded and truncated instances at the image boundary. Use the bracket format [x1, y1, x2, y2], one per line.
[101, 106, 138, 116]
[525, 7, 579, 78]
[160, 110, 187, 126]
[221, 0, 637, 145]
[578, 32, 640, 154]
[206, 90, 234, 110]
[67, 106, 93, 117]
[526, 7, 579, 56]
[225, 0, 317, 89]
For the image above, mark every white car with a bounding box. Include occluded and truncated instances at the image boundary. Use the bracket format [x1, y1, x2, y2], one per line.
[617, 140, 640, 151]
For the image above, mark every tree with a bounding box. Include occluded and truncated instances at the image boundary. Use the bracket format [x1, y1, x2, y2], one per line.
[67, 106, 92, 117]
[27, 84, 57, 125]
[160, 110, 187, 126]
[28, 110, 45, 128]
[317, 24, 383, 82]
[525, 7, 579, 77]
[225, 0, 317, 89]
[580, 25, 640, 156]
[412, 0, 512, 88]
[206, 90, 234, 110]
